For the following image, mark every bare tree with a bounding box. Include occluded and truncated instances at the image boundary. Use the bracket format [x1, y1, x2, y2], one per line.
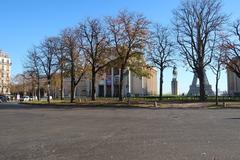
[107, 10, 150, 101]
[23, 71, 37, 98]
[24, 47, 42, 100]
[38, 37, 59, 103]
[77, 18, 111, 101]
[61, 28, 87, 103]
[55, 38, 67, 100]
[173, 0, 226, 101]
[223, 20, 240, 79]
[51, 74, 61, 99]
[210, 46, 225, 105]
[11, 74, 26, 96]
[148, 24, 175, 101]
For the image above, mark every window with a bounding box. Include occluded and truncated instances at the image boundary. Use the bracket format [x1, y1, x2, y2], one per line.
[114, 68, 119, 75]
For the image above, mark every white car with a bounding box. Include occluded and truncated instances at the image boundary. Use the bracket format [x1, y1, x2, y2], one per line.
[20, 96, 30, 101]
[40, 96, 52, 101]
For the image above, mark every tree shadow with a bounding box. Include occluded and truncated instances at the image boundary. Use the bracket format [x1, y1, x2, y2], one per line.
[0, 103, 149, 111]
[225, 117, 240, 120]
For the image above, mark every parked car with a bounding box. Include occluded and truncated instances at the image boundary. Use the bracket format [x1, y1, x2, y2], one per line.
[5, 95, 13, 101]
[29, 96, 33, 101]
[20, 96, 30, 102]
[0, 95, 7, 103]
[40, 96, 52, 101]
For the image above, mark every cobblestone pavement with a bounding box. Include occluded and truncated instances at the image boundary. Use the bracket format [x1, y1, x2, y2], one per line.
[0, 103, 240, 160]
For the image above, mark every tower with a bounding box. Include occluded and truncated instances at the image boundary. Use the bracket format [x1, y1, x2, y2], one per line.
[187, 71, 214, 96]
[171, 66, 178, 95]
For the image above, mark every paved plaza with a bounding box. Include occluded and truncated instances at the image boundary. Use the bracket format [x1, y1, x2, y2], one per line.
[0, 103, 240, 160]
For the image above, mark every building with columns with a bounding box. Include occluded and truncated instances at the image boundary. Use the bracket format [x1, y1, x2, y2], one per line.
[63, 67, 157, 98]
[0, 50, 11, 95]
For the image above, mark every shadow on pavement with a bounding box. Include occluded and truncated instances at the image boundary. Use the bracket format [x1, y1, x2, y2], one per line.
[0, 102, 149, 110]
[226, 117, 240, 120]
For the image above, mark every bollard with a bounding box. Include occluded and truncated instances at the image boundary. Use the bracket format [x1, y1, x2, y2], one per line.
[223, 102, 226, 108]
[154, 101, 158, 108]
[128, 98, 130, 105]
[127, 93, 131, 105]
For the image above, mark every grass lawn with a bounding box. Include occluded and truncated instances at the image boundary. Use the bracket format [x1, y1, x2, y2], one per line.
[20, 97, 237, 109]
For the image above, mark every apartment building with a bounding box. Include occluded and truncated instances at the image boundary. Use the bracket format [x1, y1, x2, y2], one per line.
[0, 50, 11, 94]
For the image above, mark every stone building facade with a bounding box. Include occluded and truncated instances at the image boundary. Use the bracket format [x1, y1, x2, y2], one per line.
[227, 67, 240, 96]
[0, 50, 11, 95]
[63, 67, 157, 98]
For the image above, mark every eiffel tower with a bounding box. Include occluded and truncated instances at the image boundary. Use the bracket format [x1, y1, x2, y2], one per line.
[187, 71, 214, 96]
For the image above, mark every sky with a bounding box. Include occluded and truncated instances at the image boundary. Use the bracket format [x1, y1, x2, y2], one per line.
[1, 0, 240, 94]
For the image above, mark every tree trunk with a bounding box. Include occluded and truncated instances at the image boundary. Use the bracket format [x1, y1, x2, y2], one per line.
[159, 68, 163, 101]
[91, 69, 96, 101]
[70, 80, 75, 103]
[70, 63, 75, 103]
[47, 78, 51, 104]
[31, 81, 35, 98]
[215, 79, 219, 106]
[215, 72, 219, 106]
[70, 84, 76, 103]
[198, 69, 206, 101]
[37, 76, 40, 101]
[119, 66, 124, 101]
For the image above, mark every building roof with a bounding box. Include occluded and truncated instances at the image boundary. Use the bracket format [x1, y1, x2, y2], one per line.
[0, 50, 10, 58]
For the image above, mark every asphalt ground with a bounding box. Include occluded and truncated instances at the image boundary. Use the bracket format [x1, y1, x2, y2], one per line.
[0, 103, 240, 160]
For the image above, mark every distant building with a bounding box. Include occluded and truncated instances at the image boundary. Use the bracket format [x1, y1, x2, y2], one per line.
[227, 58, 240, 96]
[63, 67, 157, 98]
[0, 50, 11, 94]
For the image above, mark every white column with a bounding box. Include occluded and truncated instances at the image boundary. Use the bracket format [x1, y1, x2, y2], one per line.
[88, 78, 91, 97]
[96, 79, 99, 97]
[104, 73, 107, 97]
[141, 76, 144, 96]
[128, 67, 131, 93]
[119, 68, 122, 96]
